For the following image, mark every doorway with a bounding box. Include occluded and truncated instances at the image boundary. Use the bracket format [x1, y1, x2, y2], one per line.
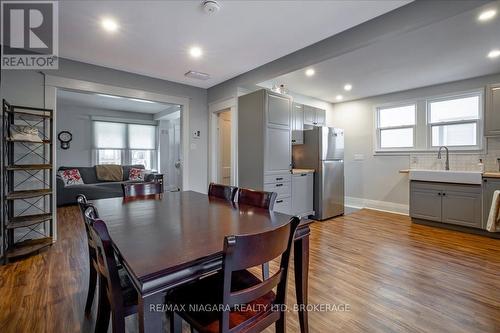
[217, 110, 232, 186]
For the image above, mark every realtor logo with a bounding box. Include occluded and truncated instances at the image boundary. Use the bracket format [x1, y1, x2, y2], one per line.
[1, 1, 58, 69]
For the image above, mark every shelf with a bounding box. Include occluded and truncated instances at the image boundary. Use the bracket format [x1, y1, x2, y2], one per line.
[6, 189, 52, 200]
[4, 109, 52, 119]
[6, 164, 52, 171]
[6, 138, 51, 144]
[6, 237, 53, 259]
[6, 213, 52, 229]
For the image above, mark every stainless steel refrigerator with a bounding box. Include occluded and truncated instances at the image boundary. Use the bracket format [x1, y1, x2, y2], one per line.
[293, 126, 344, 220]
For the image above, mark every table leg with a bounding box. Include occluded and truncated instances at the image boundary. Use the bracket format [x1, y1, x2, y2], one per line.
[294, 226, 310, 333]
[138, 292, 164, 333]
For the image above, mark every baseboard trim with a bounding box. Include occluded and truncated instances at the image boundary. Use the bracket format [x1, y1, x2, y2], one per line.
[345, 196, 409, 215]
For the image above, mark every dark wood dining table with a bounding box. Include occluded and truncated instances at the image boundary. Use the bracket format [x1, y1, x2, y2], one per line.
[91, 191, 310, 333]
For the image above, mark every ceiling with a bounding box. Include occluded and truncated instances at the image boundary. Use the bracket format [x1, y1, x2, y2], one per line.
[57, 89, 178, 114]
[258, 2, 500, 103]
[58, 0, 410, 89]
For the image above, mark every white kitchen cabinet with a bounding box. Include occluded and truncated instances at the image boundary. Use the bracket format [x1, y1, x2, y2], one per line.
[291, 172, 314, 217]
[292, 103, 304, 145]
[485, 83, 500, 136]
[303, 105, 326, 126]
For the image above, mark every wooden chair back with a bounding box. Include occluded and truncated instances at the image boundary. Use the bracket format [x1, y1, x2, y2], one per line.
[87, 213, 126, 317]
[76, 194, 99, 245]
[236, 188, 278, 210]
[122, 182, 163, 198]
[208, 183, 238, 201]
[220, 216, 300, 332]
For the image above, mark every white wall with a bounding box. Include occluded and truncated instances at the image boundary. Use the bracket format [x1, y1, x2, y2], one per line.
[56, 103, 154, 168]
[327, 73, 500, 214]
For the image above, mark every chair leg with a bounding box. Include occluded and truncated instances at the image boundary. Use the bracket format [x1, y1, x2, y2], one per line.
[85, 261, 97, 316]
[95, 277, 110, 333]
[262, 262, 270, 280]
[275, 315, 286, 333]
[111, 309, 126, 333]
[170, 312, 182, 333]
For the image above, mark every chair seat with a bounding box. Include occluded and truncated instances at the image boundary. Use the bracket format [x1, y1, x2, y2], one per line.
[168, 270, 276, 333]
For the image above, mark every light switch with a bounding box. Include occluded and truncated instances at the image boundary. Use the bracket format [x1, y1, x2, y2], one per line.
[192, 130, 201, 139]
[190, 143, 197, 150]
[354, 154, 365, 161]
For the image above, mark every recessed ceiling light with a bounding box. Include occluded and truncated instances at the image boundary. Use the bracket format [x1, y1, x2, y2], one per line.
[478, 9, 497, 22]
[97, 93, 121, 99]
[305, 68, 315, 77]
[189, 46, 203, 58]
[336, 95, 343, 101]
[130, 98, 155, 104]
[488, 49, 500, 59]
[344, 84, 352, 91]
[101, 17, 119, 33]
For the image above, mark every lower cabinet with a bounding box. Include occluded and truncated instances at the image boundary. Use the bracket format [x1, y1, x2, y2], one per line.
[410, 181, 482, 229]
[291, 172, 314, 217]
[482, 177, 500, 229]
[264, 172, 291, 215]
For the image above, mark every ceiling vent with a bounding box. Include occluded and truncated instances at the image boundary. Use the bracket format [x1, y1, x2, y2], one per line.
[202, 0, 221, 15]
[185, 70, 211, 80]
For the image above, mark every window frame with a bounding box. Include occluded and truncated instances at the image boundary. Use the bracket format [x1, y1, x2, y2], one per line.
[375, 102, 417, 152]
[373, 89, 484, 155]
[92, 119, 159, 170]
[425, 91, 483, 151]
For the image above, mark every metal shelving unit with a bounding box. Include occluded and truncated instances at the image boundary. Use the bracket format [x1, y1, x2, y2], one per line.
[2, 99, 54, 263]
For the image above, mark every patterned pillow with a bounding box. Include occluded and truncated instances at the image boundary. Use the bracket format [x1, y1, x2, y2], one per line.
[129, 168, 145, 181]
[58, 169, 84, 186]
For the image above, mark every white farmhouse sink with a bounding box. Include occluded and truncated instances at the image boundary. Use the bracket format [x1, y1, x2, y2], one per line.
[409, 169, 482, 185]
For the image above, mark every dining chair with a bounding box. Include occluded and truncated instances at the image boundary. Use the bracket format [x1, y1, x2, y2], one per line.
[168, 216, 300, 333]
[208, 182, 238, 201]
[86, 210, 138, 333]
[76, 194, 99, 317]
[236, 188, 279, 279]
[121, 182, 163, 198]
[236, 188, 278, 210]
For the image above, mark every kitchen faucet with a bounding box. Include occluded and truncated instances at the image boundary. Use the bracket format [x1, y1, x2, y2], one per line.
[437, 146, 449, 171]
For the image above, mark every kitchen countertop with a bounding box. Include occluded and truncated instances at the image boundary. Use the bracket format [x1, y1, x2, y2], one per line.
[291, 168, 315, 174]
[399, 169, 500, 178]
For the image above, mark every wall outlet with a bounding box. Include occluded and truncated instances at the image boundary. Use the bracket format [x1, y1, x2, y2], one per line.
[192, 130, 201, 139]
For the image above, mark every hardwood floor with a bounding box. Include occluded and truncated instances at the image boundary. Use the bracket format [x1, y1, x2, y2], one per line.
[1, 206, 499, 333]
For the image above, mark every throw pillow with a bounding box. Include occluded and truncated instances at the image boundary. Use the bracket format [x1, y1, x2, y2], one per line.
[129, 168, 145, 181]
[58, 169, 84, 186]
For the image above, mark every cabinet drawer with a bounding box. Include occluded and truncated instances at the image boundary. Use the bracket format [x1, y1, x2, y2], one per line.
[273, 197, 291, 215]
[264, 182, 291, 198]
[264, 173, 291, 184]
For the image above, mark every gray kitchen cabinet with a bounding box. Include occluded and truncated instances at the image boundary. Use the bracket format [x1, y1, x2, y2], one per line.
[303, 105, 326, 126]
[291, 172, 314, 217]
[485, 83, 500, 136]
[292, 103, 304, 145]
[410, 181, 482, 228]
[238, 89, 292, 214]
[482, 177, 500, 228]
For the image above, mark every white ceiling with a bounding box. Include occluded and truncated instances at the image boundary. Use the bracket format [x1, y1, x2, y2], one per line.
[58, 89, 178, 114]
[259, 2, 500, 103]
[59, 0, 410, 89]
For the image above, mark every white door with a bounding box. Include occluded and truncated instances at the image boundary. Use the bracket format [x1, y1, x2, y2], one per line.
[161, 116, 182, 191]
[217, 111, 231, 185]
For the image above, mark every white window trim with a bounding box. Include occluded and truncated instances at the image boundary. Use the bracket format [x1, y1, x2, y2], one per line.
[373, 89, 485, 155]
[374, 102, 417, 153]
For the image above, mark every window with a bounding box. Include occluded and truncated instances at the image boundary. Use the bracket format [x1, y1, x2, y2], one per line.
[374, 90, 483, 153]
[93, 121, 157, 169]
[428, 94, 480, 148]
[376, 104, 416, 149]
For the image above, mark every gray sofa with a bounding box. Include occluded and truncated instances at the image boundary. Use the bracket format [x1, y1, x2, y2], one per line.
[57, 164, 157, 206]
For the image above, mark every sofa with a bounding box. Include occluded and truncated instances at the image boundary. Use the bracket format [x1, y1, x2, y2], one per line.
[57, 164, 159, 206]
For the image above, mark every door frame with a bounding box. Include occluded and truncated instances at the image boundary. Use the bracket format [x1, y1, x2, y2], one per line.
[44, 75, 190, 240]
[208, 97, 237, 186]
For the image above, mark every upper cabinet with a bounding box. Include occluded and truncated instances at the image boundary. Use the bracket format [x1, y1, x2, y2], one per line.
[303, 105, 326, 126]
[267, 93, 291, 128]
[292, 103, 304, 145]
[485, 83, 500, 136]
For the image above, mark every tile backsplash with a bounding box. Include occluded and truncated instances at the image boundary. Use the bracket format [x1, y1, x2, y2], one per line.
[409, 137, 500, 172]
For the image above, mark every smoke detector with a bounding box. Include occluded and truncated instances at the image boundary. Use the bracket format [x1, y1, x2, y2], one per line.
[202, 0, 221, 15]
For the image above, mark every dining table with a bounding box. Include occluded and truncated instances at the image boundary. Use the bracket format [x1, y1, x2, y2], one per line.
[91, 190, 311, 333]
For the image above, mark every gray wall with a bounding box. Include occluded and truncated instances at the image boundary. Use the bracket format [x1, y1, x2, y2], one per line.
[328, 72, 500, 211]
[56, 103, 154, 168]
[1, 58, 209, 193]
